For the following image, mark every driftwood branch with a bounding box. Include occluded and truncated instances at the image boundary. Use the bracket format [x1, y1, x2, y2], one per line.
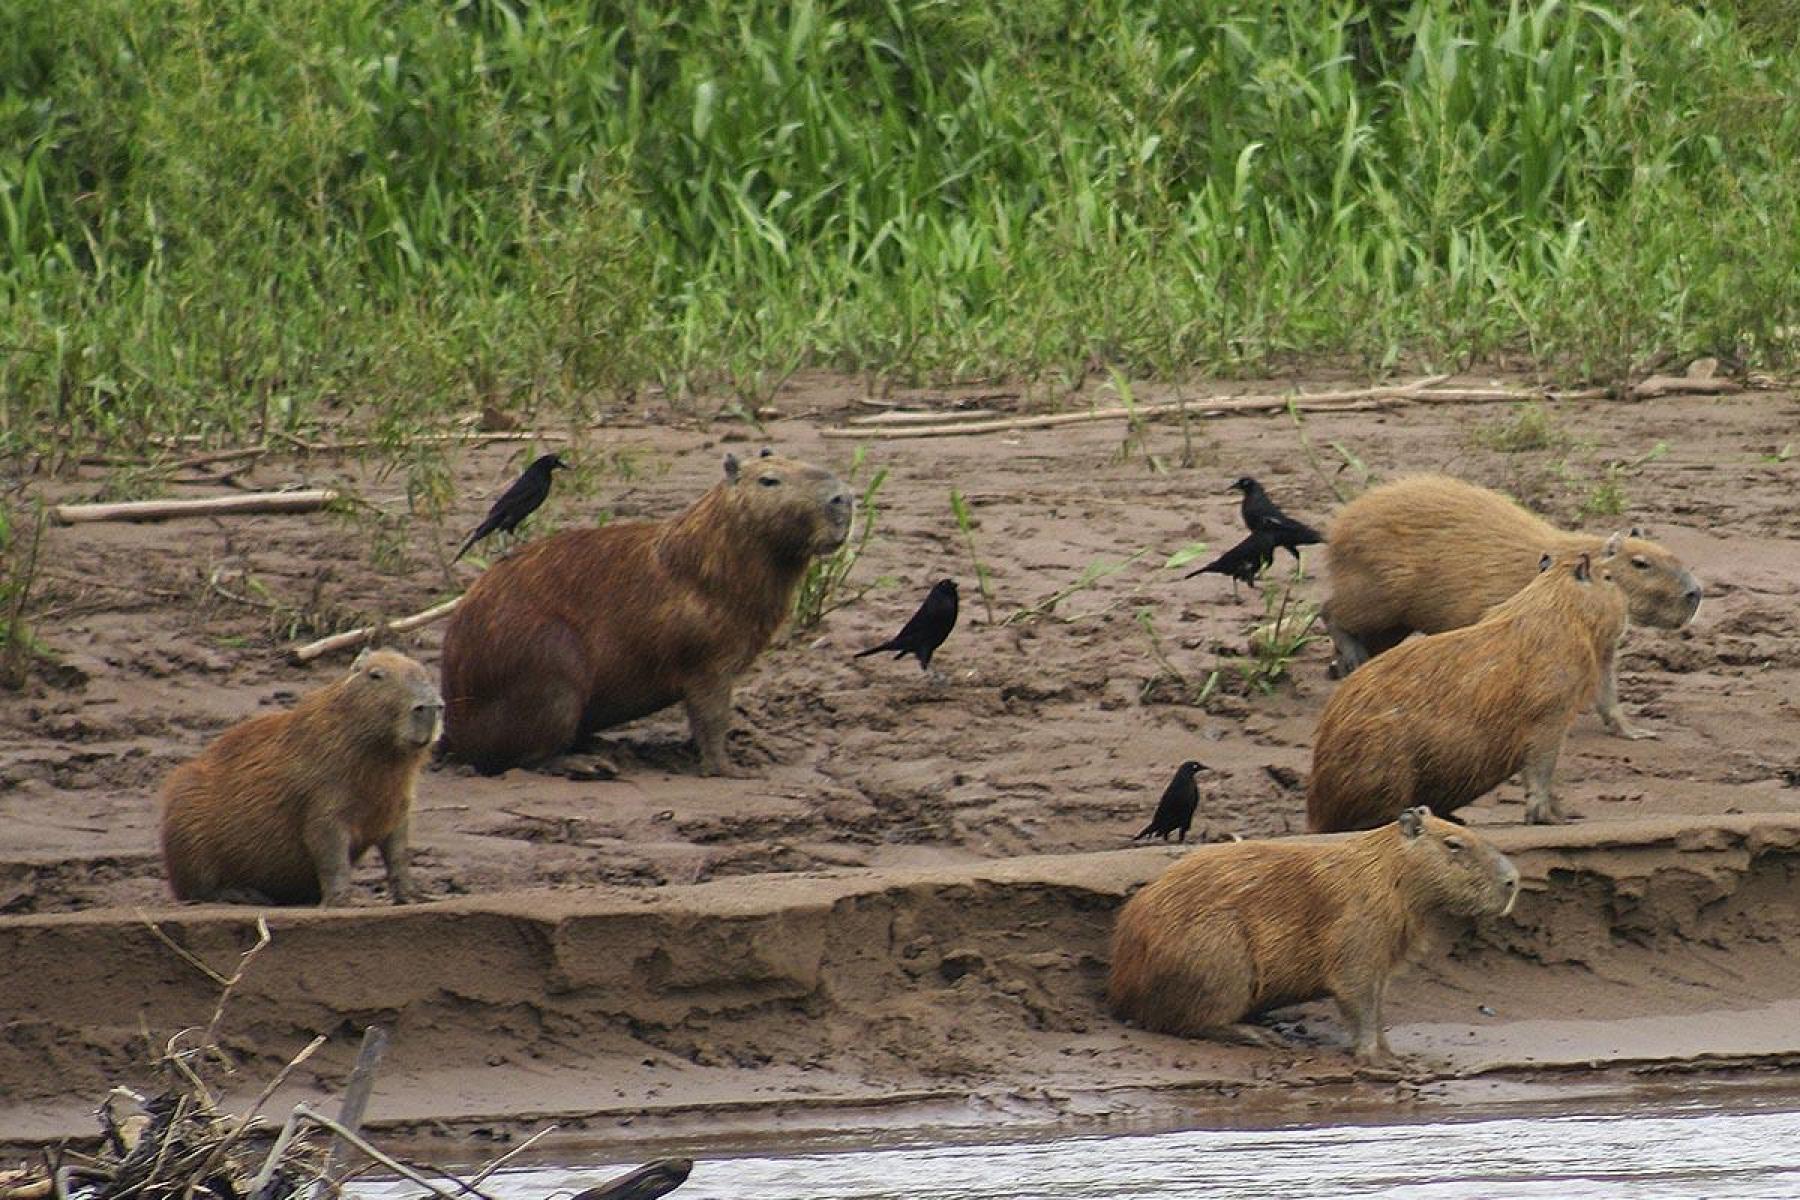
[313, 1026, 388, 1200]
[52, 490, 338, 525]
[816, 376, 1666, 441]
[288, 596, 461, 664]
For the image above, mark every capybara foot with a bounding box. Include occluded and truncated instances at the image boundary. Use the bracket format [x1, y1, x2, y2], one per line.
[541, 753, 621, 781]
[703, 758, 758, 780]
[1603, 716, 1660, 741]
[1524, 800, 1572, 825]
[1205, 1023, 1289, 1051]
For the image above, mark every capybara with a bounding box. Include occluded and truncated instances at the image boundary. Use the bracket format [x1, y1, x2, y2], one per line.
[159, 649, 442, 906]
[1308, 547, 1628, 832]
[441, 451, 852, 775]
[1323, 474, 1700, 739]
[1108, 808, 1519, 1065]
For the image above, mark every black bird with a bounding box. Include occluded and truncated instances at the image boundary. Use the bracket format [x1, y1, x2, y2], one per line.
[454, 453, 567, 562]
[1232, 476, 1323, 560]
[1184, 529, 1277, 598]
[854, 579, 959, 671]
[1133, 760, 1205, 842]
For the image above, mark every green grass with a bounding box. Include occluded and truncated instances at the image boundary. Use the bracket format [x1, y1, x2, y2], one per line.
[4, 0, 1800, 463]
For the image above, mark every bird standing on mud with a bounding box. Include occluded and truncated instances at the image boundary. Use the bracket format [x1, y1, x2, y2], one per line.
[1184, 530, 1277, 599]
[454, 453, 567, 562]
[1133, 760, 1205, 842]
[855, 579, 959, 672]
[1233, 476, 1322, 560]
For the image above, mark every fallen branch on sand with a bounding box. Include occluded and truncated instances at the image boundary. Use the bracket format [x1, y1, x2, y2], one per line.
[820, 371, 1748, 440]
[288, 596, 461, 664]
[52, 490, 339, 525]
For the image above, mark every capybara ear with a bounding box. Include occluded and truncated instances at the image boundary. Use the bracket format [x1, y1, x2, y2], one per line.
[723, 453, 741, 482]
[1397, 807, 1426, 838]
[1538, 552, 1553, 573]
[758, 447, 774, 458]
[350, 647, 372, 673]
[1574, 553, 1592, 582]
[1601, 531, 1623, 559]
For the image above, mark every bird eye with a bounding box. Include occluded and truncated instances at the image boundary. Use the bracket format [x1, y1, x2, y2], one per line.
[1444, 837, 1464, 853]
[759, 476, 782, 488]
[1630, 556, 1649, 569]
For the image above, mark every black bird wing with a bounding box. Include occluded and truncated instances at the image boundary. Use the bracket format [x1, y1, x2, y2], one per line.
[1133, 770, 1198, 839]
[454, 463, 555, 561]
[855, 585, 959, 660]
[1241, 486, 1322, 548]
[1184, 531, 1277, 582]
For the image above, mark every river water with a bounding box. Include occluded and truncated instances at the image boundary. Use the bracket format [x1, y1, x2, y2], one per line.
[447, 1102, 1800, 1199]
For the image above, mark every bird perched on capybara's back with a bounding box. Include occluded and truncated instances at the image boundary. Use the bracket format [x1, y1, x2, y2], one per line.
[1323, 474, 1700, 738]
[440, 452, 852, 776]
[1109, 808, 1519, 1065]
[159, 649, 443, 906]
[1308, 547, 1628, 833]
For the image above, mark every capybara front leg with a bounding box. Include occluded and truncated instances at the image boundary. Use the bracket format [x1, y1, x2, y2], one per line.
[1327, 620, 1370, 678]
[1595, 652, 1656, 740]
[1521, 737, 1570, 825]
[684, 683, 751, 778]
[377, 819, 417, 905]
[1339, 980, 1398, 1067]
[303, 812, 355, 907]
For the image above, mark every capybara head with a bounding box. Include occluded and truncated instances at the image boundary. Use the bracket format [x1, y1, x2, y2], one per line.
[721, 451, 853, 562]
[1392, 807, 1520, 917]
[1605, 527, 1701, 628]
[344, 648, 443, 749]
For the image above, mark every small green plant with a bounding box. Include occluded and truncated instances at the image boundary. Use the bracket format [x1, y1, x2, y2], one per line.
[0, 504, 49, 688]
[1287, 401, 1374, 502]
[1579, 464, 1629, 518]
[1133, 606, 1220, 705]
[1233, 578, 1323, 694]
[949, 488, 998, 624]
[1474, 403, 1569, 454]
[1006, 548, 1149, 625]
[793, 445, 890, 630]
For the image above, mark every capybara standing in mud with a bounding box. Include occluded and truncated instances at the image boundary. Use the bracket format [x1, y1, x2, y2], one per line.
[1108, 808, 1519, 1065]
[159, 649, 443, 906]
[1324, 474, 1700, 738]
[1308, 547, 1628, 832]
[441, 452, 852, 776]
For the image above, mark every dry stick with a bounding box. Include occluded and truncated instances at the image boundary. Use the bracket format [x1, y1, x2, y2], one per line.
[846, 408, 1003, 426]
[820, 377, 1454, 440]
[312, 1027, 388, 1200]
[183, 1035, 329, 1200]
[288, 595, 461, 664]
[277, 431, 569, 456]
[52, 490, 339, 525]
[285, 1107, 477, 1200]
[464, 1125, 560, 1189]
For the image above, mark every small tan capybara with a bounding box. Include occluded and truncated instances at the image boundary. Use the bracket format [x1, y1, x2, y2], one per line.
[441, 451, 852, 776]
[1308, 547, 1628, 832]
[1108, 808, 1519, 1066]
[1324, 474, 1700, 739]
[159, 649, 443, 906]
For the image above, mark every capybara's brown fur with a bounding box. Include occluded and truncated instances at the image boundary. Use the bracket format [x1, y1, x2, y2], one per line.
[441, 452, 852, 775]
[1308, 548, 1628, 832]
[1324, 474, 1700, 738]
[1108, 808, 1519, 1065]
[159, 649, 442, 906]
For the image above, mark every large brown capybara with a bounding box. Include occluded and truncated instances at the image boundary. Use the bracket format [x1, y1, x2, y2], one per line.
[1308, 546, 1628, 832]
[159, 649, 442, 906]
[1108, 807, 1519, 1066]
[1323, 474, 1700, 739]
[440, 451, 852, 776]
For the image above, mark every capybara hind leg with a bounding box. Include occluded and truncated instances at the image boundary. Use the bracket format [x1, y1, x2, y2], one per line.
[1595, 652, 1656, 740]
[684, 683, 752, 778]
[1521, 738, 1571, 825]
[377, 820, 417, 905]
[303, 810, 355, 906]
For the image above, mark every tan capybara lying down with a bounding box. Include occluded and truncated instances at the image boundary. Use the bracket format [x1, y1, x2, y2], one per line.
[1108, 808, 1519, 1066]
[1309, 546, 1627, 832]
[441, 451, 852, 776]
[160, 649, 443, 906]
[1324, 474, 1700, 739]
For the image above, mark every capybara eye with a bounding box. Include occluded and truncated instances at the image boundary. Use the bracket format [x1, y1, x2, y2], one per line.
[368, 668, 386, 680]
[1631, 556, 1649, 569]
[758, 475, 782, 488]
[1444, 837, 1465, 853]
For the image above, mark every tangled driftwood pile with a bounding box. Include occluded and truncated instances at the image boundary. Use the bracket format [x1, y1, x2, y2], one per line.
[0, 919, 689, 1200]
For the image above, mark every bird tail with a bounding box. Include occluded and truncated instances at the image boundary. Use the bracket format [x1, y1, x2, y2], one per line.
[1183, 557, 1226, 580]
[451, 531, 480, 563]
[853, 640, 898, 659]
[1131, 822, 1154, 840]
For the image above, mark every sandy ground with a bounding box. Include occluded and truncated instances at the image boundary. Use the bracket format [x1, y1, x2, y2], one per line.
[3, 374, 1799, 1149]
